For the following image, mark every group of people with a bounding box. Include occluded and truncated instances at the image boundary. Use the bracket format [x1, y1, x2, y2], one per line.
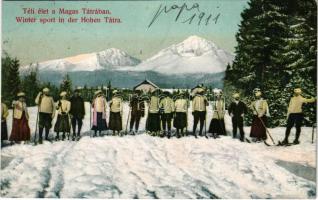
[1, 86, 315, 146]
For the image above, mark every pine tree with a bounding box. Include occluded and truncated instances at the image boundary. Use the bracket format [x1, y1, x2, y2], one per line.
[60, 74, 72, 95]
[224, 0, 316, 127]
[2, 55, 21, 105]
[22, 64, 40, 106]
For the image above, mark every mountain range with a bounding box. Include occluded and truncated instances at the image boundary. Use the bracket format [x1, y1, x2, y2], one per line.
[21, 35, 234, 88]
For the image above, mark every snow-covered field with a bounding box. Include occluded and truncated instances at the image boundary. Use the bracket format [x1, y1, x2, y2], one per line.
[1, 102, 316, 198]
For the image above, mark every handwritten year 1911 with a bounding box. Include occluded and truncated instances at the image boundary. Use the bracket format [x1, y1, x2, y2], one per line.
[148, 3, 221, 28]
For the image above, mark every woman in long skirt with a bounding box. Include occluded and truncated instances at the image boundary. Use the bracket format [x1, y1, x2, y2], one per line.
[250, 89, 270, 141]
[54, 91, 71, 140]
[209, 92, 226, 138]
[10, 92, 31, 143]
[91, 90, 108, 136]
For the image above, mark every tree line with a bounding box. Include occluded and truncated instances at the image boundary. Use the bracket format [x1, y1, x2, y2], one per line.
[224, 0, 317, 127]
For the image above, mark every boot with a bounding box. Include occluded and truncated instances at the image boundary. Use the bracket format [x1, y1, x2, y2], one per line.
[55, 133, 60, 141]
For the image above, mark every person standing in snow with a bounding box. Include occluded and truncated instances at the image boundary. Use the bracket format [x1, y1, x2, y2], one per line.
[174, 91, 189, 138]
[208, 90, 226, 138]
[10, 92, 31, 143]
[146, 90, 161, 136]
[91, 90, 108, 137]
[281, 88, 316, 145]
[1, 101, 9, 144]
[228, 92, 247, 141]
[70, 89, 85, 140]
[249, 89, 270, 142]
[35, 88, 55, 143]
[129, 90, 145, 134]
[54, 91, 71, 141]
[192, 88, 209, 138]
[109, 90, 123, 136]
[159, 91, 175, 138]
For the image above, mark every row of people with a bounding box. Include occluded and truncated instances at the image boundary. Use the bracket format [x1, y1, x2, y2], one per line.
[1, 87, 315, 145]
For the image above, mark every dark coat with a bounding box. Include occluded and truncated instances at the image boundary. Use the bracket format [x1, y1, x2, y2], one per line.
[228, 101, 247, 117]
[130, 96, 145, 117]
[70, 96, 85, 118]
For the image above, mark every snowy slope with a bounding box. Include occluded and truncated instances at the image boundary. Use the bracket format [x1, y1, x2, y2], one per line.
[125, 35, 234, 74]
[20, 48, 140, 72]
[1, 103, 316, 198]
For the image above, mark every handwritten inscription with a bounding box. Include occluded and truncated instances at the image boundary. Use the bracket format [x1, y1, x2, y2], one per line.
[148, 3, 221, 28]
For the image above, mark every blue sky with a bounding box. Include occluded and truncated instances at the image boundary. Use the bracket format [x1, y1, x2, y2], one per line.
[2, 0, 249, 65]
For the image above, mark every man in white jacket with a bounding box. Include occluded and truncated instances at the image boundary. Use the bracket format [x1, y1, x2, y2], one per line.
[35, 88, 55, 143]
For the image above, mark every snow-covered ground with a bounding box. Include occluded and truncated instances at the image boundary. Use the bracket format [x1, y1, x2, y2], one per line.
[1, 102, 316, 198]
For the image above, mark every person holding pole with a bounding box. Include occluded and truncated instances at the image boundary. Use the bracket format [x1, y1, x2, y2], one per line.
[192, 88, 209, 138]
[10, 92, 30, 143]
[1, 101, 9, 145]
[208, 89, 226, 138]
[70, 89, 85, 141]
[129, 90, 145, 134]
[91, 90, 108, 137]
[174, 91, 188, 138]
[54, 91, 71, 141]
[35, 87, 55, 144]
[146, 89, 161, 136]
[159, 91, 175, 138]
[250, 88, 270, 142]
[228, 92, 247, 141]
[281, 88, 316, 145]
[109, 90, 123, 136]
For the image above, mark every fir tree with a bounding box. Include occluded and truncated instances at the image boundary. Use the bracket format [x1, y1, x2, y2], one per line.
[2, 55, 21, 105]
[60, 74, 72, 95]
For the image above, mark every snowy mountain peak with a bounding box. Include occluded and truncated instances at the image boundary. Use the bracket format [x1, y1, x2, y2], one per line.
[97, 48, 141, 67]
[132, 36, 235, 74]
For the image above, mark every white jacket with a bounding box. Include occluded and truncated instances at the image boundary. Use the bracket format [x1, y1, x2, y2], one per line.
[110, 97, 123, 113]
[149, 96, 160, 113]
[35, 93, 55, 115]
[56, 100, 71, 115]
[93, 96, 107, 113]
[192, 95, 208, 112]
[160, 97, 175, 113]
[175, 99, 188, 113]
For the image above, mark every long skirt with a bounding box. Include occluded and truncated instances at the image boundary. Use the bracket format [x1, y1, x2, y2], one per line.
[54, 114, 71, 133]
[109, 112, 122, 131]
[174, 112, 187, 129]
[92, 112, 108, 131]
[208, 118, 226, 135]
[1, 121, 8, 141]
[250, 115, 267, 140]
[146, 113, 161, 132]
[10, 112, 30, 142]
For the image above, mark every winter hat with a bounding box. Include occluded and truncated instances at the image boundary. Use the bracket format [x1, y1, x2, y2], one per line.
[294, 88, 302, 94]
[255, 91, 262, 97]
[43, 88, 50, 92]
[233, 93, 240, 98]
[196, 88, 205, 94]
[60, 91, 67, 97]
[113, 90, 118, 94]
[94, 90, 102, 95]
[17, 92, 25, 97]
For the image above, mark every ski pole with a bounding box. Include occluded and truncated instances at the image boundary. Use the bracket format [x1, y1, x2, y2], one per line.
[252, 105, 275, 144]
[312, 123, 316, 144]
[125, 94, 132, 134]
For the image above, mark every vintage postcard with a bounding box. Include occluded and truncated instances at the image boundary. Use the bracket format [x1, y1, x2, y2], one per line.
[1, 0, 317, 199]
